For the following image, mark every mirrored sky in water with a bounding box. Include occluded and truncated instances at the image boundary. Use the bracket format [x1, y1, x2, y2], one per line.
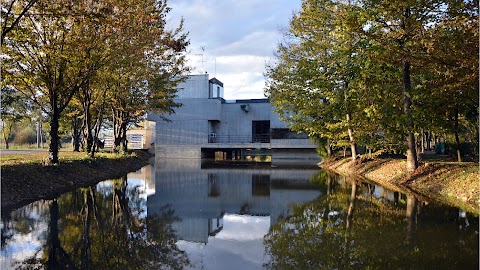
[177, 214, 270, 270]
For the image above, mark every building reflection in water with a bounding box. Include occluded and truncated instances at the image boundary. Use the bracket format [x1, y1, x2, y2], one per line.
[147, 159, 322, 244]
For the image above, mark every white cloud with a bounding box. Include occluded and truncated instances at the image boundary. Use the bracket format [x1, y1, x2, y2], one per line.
[168, 0, 302, 99]
[216, 31, 279, 56]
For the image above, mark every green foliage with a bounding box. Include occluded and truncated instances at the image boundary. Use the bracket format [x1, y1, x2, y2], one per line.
[12, 126, 36, 145]
[2, 0, 190, 161]
[265, 0, 479, 162]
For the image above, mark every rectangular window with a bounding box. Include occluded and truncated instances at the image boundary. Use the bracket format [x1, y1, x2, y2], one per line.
[252, 120, 270, 143]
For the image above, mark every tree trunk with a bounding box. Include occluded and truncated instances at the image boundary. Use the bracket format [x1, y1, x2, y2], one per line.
[48, 99, 60, 164]
[403, 60, 418, 172]
[3, 130, 9, 149]
[121, 123, 128, 153]
[84, 103, 93, 155]
[401, 7, 418, 172]
[2, 121, 13, 149]
[113, 109, 128, 153]
[346, 113, 357, 160]
[72, 116, 82, 152]
[426, 131, 430, 151]
[326, 138, 333, 158]
[37, 121, 41, 148]
[454, 109, 462, 162]
[420, 129, 425, 154]
[40, 122, 44, 148]
[91, 94, 106, 157]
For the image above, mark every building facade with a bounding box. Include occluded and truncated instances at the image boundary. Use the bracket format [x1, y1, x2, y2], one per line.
[147, 74, 320, 164]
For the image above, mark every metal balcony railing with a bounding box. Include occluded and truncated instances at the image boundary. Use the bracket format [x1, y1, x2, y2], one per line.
[208, 134, 270, 143]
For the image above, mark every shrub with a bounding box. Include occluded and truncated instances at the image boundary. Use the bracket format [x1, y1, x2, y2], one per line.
[12, 127, 36, 145]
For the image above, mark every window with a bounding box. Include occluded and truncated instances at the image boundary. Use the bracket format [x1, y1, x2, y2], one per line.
[252, 120, 270, 143]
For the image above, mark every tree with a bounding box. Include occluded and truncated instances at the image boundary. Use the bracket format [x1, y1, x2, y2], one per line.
[0, 85, 27, 148]
[265, 0, 373, 160]
[361, 0, 458, 170]
[3, 0, 110, 164]
[0, 0, 39, 46]
[104, 0, 189, 153]
[420, 1, 479, 161]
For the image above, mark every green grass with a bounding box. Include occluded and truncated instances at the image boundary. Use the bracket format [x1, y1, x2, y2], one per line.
[1, 149, 135, 166]
[0, 143, 46, 150]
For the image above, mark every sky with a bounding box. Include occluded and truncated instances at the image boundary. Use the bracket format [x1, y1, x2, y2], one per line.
[167, 0, 302, 100]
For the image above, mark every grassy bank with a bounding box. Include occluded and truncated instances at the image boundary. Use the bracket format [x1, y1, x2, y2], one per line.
[320, 156, 479, 214]
[1, 150, 152, 214]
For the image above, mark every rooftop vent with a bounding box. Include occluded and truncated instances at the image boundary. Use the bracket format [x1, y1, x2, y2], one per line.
[240, 104, 249, 113]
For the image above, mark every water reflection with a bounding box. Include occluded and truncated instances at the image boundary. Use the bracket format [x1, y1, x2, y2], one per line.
[149, 159, 321, 245]
[1, 174, 189, 270]
[1, 160, 478, 270]
[264, 175, 479, 270]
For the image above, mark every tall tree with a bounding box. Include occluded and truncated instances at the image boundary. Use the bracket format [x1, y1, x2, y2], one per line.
[265, 0, 372, 160]
[3, 0, 109, 164]
[421, 1, 479, 161]
[105, 0, 189, 153]
[361, 0, 454, 171]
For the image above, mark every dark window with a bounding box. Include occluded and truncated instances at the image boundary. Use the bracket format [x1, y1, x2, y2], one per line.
[252, 120, 270, 142]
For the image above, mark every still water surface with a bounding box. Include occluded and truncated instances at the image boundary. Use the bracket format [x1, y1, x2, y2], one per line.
[1, 160, 478, 269]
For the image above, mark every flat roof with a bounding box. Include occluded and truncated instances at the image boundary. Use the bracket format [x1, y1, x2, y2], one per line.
[223, 98, 269, 104]
[209, 77, 224, 87]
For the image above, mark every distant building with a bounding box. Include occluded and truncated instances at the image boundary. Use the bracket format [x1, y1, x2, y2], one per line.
[103, 120, 155, 150]
[147, 74, 320, 165]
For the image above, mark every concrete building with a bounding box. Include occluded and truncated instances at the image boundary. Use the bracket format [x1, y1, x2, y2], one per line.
[147, 74, 320, 165]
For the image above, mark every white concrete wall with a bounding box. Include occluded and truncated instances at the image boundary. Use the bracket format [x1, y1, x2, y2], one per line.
[148, 74, 317, 159]
[175, 74, 210, 99]
[209, 82, 224, 98]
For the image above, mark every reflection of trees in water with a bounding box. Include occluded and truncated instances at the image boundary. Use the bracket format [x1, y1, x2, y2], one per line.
[264, 175, 479, 270]
[11, 176, 189, 270]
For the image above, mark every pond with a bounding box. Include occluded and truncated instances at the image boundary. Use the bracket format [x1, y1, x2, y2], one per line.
[1, 159, 478, 269]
